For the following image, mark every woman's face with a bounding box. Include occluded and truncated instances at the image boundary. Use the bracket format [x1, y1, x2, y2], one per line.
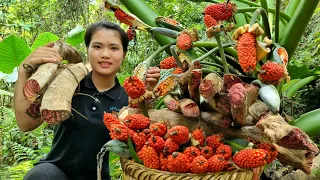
[87, 28, 125, 77]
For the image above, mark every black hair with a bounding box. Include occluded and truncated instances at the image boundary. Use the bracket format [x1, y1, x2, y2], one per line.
[84, 21, 129, 52]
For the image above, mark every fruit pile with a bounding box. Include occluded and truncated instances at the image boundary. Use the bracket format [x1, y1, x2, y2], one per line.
[104, 112, 278, 174]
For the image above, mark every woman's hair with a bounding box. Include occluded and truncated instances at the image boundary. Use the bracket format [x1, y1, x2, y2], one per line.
[84, 21, 129, 52]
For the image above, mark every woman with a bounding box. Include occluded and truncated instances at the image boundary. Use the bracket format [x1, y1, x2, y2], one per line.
[14, 21, 160, 180]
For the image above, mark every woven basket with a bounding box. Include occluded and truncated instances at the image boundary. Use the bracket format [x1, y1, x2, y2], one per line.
[120, 158, 262, 180]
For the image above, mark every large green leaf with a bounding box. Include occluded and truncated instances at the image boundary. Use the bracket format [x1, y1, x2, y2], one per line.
[31, 32, 60, 51]
[0, 35, 31, 74]
[65, 25, 85, 46]
[287, 63, 320, 79]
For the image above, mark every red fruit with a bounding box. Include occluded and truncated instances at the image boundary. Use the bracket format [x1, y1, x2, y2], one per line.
[183, 146, 201, 163]
[137, 145, 160, 169]
[228, 83, 246, 108]
[258, 61, 286, 85]
[149, 122, 167, 137]
[168, 125, 190, 144]
[160, 56, 178, 69]
[257, 143, 278, 164]
[172, 67, 182, 74]
[236, 32, 257, 73]
[142, 128, 151, 140]
[148, 135, 165, 154]
[167, 152, 190, 173]
[232, 149, 268, 169]
[123, 114, 150, 130]
[204, 14, 218, 28]
[204, 2, 236, 21]
[205, 134, 224, 150]
[207, 155, 227, 172]
[201, 146, 214, 159]
[109, 124, 129, 142]
[192, 128, 206, 146]
[190, 155, 209, 174]
[163, 138, 180, 155]
[126, 26, 136, 41]
[132, 132, 147, 151]
[216, 144, 233, 160]
[123, 76, 146, 99]
[114, 9, 134, 26]
[159, 152, 168, 171]
[177, 33, 192, 51]
[103, 112, 121, 131]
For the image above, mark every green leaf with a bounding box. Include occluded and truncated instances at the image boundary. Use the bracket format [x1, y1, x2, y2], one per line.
[0, 35, 31, 74]
[31, 32, 60, 51]
[65, 25, 85, 46]
[127, 136, 142, 164]
[287, 62, 320, 79]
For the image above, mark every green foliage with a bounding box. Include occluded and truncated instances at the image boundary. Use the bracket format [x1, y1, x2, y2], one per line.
[0, 161, 34, 180]
[65, 25, 85, 47]
[0, 35, 31, 74]
[109, 152, 122, 180]
[30, 32, 60, 51]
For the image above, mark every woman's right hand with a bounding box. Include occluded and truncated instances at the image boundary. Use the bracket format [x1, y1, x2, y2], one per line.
[19, 42, 62, 75]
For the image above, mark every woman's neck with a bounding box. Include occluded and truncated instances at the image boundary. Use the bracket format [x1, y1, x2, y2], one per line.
[92, 71, 116, 92]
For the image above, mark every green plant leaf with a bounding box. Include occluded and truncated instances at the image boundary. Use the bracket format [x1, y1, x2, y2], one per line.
[65, 25, 85, 46]
[31, 32, 60, 51]
[0, 35, 31, 74]
[287, 63, 320, 79]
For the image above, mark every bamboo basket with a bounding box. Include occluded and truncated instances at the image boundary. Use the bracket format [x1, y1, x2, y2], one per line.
[120, 158, 263, 180]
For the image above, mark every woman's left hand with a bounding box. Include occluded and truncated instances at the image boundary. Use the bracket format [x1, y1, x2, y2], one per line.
[146, 66, 160, 91]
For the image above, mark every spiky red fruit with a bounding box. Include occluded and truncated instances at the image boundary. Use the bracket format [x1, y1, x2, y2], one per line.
[257, 143, 278, 164]
[137, 145, 160, 169]
[205, 134, 224, 150]
[258, 61, 286, 84]
[103, 112, 122, 131]
[159, 153, 168, 171]
[236, 32, 257, 72]
[190, 155, 209, 174]
[126, 26, 136, 41]
[148, 135, 165, 154]
[201, 146, 214, 159]
[192, 128, 206, 146]
[204, 14, 218, 28]
[114, 9, 134, 26]
[167, 152, 190, 173]
[177, 33, 192, 51]
[168, 125, 190, 144]
[123, 114, 150, 130]
[132, 132, 147, 151]
[109, 124, 129, 142]
[160, 56, 178, 69]
[232, 149, 268, 169]
[216, 144, 233, 160]
[207, 155, 227, 172]
[123, 76, 146, 99]
[183, 146, 201, 163]
[204, 2, 236, 21]
[163, 138, 180, 155]
[149, 122, 167, 137]
[228, 83, 246, 108]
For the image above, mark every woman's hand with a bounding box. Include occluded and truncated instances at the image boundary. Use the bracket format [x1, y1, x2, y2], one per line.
[146, 66, 160, 91]
[19, 42, 62, 75]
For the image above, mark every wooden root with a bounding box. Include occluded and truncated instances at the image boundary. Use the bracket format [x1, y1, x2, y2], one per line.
[40, 63, 89, 124]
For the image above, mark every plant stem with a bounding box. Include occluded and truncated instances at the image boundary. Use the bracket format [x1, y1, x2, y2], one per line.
[193, 42, 234, 62]
[249, 8, 271, 39]
[144, 41, 176, 67]
[215, 34, 229, 74]
[278, 0, 320, 61]
[193, 41, 238, 58]
[275, 0, 280, 42]
[139, 101, 149, 118]
[237, 7, 291, 22]
[235, 0, 259, 7]
[170, 45, 183, 68]
[285, 76, 320, 98]
[200, 61, 224, 69]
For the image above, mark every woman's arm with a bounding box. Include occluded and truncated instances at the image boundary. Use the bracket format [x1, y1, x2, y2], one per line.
[14, 42, 62, 132]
